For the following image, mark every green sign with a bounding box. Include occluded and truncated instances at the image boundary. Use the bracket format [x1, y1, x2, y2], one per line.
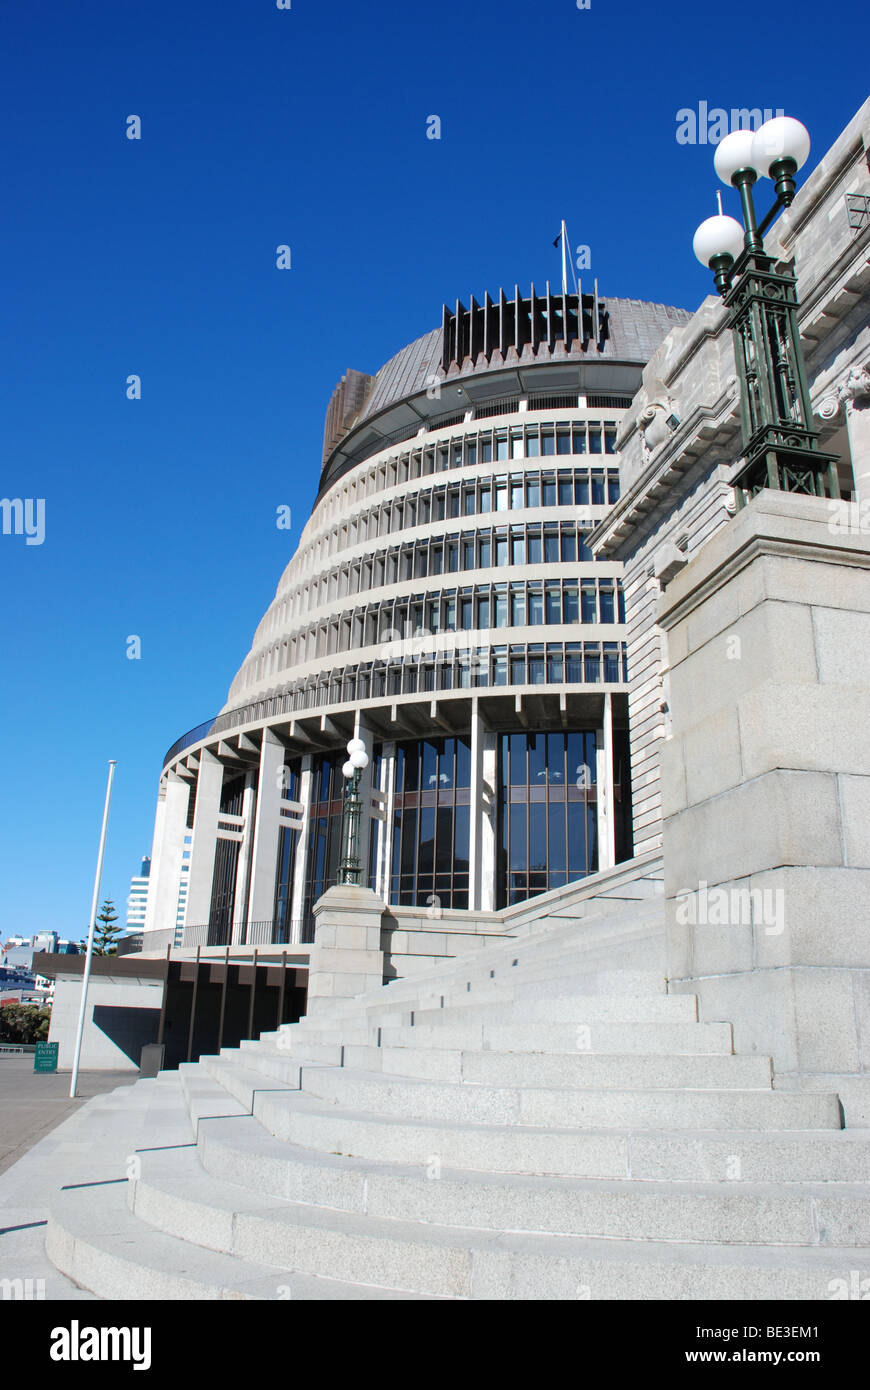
[34, 1041, 59, 1073]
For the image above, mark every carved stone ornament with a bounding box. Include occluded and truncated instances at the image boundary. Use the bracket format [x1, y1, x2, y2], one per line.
[639, 397, 678, 463]
[818, 363, 870, 420]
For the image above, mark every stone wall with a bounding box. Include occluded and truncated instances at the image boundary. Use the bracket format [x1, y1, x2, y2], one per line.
[657, 490, 870, 1116]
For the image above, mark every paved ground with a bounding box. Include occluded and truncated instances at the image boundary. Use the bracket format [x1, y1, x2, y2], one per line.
[0, 1058, 137, 1176]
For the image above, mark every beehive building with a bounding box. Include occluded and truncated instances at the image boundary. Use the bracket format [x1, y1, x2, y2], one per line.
[144, 287, 691, 948]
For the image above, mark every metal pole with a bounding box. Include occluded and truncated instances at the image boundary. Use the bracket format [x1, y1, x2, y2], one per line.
[69, 760, 117, 1098]
[186, 945, 201, 1063]
[560, 220, 568, 297]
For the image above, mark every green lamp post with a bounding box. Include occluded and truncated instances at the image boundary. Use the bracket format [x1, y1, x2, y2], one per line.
[337, 737, 369, 886]
[692, 116, 840, 505]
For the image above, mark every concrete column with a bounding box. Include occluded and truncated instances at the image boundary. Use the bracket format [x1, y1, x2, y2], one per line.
[184, 750, 224, 930]
[844, 398, 870, 505]
[144, 773, 190, 938]
[467, 701, 484, 910]
[247, 730, 285, 936]
[231, 772, 256, 944]
[374, 741, 396, 901]
[480, 731, 498, 911]
[597, 693, 616, 872]
[306, 884, 385, 1012]
[289, 754, 314, 941]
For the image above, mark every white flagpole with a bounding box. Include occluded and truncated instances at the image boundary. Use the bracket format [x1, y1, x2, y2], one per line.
[560, 219, 568, 296]
[69, 760, 117, 1098]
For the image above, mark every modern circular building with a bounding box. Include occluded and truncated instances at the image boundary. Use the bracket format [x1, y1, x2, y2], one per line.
[144, 284, 692, 949]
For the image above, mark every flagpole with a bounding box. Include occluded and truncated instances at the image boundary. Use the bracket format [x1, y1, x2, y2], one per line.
[561, 219, 568, 296]
[69, 760, 117, 1098]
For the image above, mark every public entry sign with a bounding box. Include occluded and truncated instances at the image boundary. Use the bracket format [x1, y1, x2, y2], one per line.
[34, 1041, 59, 1073]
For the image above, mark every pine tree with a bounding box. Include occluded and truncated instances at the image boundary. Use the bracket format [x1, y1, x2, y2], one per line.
[92, 899, 122, 956]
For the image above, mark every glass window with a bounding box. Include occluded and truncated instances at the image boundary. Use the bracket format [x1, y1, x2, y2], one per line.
[526, 475, 541, 509]
[556, 429, 571, 456]
[477, 593, 490, 628]
[460, 596, 473, 629]
[575, 474, 589, 504]
[463, 487, 475, 517]
[547, 527, 563, 562]
[600, 585, 615, 624]
[511, 531, 525, 565]
[558, 474, 573, 506]
[528, 586, 544, 624]
[481, 436, 493, 464]
[605, 426, 618, 455]
[545, 584, 561, 624]
[495, 532, 508, 567]
[590, 427, 603, 455]
[495, 479, 508, 511]
[478, 534, 492, 568]
[494, 588, 508, 627]
[511, 587, 526, 625]
[493, 649, 507, 685]
[527, 529, 543, 564]
[510, 478, 524, 509]
[542, 475, 557, 507]
[541, 431, 555, 456]
[511, 431, 524, 459]
[547, 647, 563, 682]
[496, 434, 508, 461]
[572, 424, 587, 454]
[526, 428, 540, 457]
[608, 471, 620, 503]
[528, 646, 545, 683]
[592, 471, 606, 504]
[466, 440, 477, 466]
[444, 597, 456, 631]
[581, 583, 597, 623]
[563, 584, 579, 623]
[462, 538, 475, 569]
[566, 643, 582, 682]
[479, 482, 492, 512]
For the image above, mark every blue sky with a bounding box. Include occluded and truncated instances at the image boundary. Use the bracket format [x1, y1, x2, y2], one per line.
[0, 0, 865, 939]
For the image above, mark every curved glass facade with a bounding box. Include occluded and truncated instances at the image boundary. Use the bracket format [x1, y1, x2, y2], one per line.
[498, 732, 598, 906]
[389, 737, 472, 910]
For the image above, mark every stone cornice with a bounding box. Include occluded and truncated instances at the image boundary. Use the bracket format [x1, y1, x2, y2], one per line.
[656, 491, 870, 634]
[592, 388, 741, 558]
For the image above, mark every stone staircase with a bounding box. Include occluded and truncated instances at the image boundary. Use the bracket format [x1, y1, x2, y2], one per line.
[43, 890, 870, 1300]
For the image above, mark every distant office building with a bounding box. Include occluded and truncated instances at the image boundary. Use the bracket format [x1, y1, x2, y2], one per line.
[126, 856, 151, 931]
